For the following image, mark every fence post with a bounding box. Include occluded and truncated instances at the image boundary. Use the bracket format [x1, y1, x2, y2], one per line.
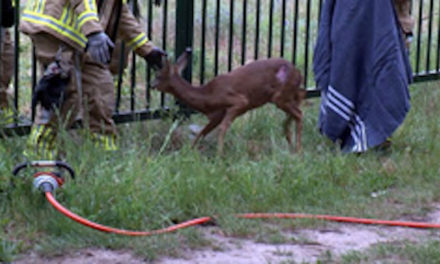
[175, 0, 194, 116]
[175, 0, 194, 82]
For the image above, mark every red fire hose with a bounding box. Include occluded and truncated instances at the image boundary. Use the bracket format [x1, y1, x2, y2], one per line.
[45, 192, 211, 236]
[45, 192, 440, 237]
[14, 161, 440, 237]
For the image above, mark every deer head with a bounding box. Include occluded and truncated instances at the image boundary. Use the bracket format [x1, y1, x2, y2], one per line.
[152, 48, 191, 93]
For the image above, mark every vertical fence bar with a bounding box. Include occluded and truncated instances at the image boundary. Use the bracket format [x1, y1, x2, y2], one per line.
[268, 0, 274, 58]
[129, 0, 137, 112]
[175, 0, 194, 82]
[280, 0, 286, 58]
[13, 0, 20, 121]
[254, 0, 260, 60]
[0, 4, 2, 111]
[426, 0, 434, 73]
[31, 47, 37, 122]
[415, 0, 423, 73]
[228, 0, 234, 71]
[145, 0, 153, 108]
[175, 0, 194, 115]
[241, 0, 247, 65]
[214, 0, 220, 76]
[292, 0, 299, 64]
[304, 0, 311, 86]
[160, 0, 168, 107]
[200, 0, 207, 84]
[115, 43, 125, 113]
[437, 0, 440, 71]
[130, 55, 136, 111]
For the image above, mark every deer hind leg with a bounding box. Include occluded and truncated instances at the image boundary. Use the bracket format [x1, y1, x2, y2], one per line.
[276, 101, 303, 153]
[290, 105, 303, 152]
[191, 110, 226, 148]
[283, 115, 294, 148]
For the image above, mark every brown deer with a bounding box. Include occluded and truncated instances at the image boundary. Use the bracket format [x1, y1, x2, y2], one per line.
[152, 49, 306, 155]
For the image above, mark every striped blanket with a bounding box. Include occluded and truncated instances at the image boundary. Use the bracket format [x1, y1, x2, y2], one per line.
[313, 0, 412, 152]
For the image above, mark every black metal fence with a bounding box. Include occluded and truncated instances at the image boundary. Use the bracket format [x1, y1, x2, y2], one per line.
[1, 0, 439, 137]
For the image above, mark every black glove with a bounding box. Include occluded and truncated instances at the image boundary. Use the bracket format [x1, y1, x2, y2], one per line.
[154, 0, 162, 7]
[144, 47, 167, 70]
[86, 32, 115, 64]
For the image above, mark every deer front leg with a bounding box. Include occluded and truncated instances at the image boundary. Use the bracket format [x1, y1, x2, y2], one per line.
[191, 110, 226, 148]
[217, 104, 247, 155]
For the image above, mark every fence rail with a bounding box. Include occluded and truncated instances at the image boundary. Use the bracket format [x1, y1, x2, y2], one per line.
[1, 0, 439, 137]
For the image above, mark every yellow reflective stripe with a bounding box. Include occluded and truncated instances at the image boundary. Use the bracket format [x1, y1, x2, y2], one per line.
[92, 134, 117, 151]
[105, 135, 117, 151]
[40, 127, 50, 154]
[41, 0, 46, 13]
[105, 136, 111, 150]
[91, 0, 97, 11]
[30, 125, 43, 146]
[23, 11, 88, 47]
[60, 7, 69, 24]
[128, 33, 149, 50]
[84, 0, 91, 11]
[72, 14, 78, 29]
[33, 0, 40, 11]
[84, 0, 97, 12]
[77, 11, 99, 29]
[67, 7, 74, 25]
[61, 5, 74, 25]
[35, 0, 45, 13]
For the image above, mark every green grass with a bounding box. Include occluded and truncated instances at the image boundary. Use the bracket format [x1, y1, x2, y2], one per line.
[339, 240, 440, 264]
[1, 80, 440, 262]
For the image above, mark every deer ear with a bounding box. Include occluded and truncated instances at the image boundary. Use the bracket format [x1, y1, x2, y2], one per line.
[163, 56, 170, 69]
[164, 58, 171, 70]
[175, 49, 190, 75]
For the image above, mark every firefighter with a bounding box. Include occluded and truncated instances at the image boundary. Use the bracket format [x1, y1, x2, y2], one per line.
[393, 0, 414, 48]
[20, 0, 165, 159]
[0, 0, 15, 124]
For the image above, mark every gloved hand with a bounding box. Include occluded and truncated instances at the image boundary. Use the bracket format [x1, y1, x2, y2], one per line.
[154, 0, 162, 6]
[86, 32, 115, 64]
[144, 47, 167, 70]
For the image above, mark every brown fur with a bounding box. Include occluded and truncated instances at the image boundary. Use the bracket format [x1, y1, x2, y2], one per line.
[153, 50, 306, 155]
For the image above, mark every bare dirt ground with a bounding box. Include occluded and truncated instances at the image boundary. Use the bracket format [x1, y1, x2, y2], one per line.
[14, 205, 440, 264]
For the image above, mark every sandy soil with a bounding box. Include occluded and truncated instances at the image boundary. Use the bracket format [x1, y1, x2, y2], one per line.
[13, 205, 440, 264]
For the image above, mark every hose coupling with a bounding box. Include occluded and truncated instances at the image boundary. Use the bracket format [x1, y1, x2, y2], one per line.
[32, 171, 64, 193]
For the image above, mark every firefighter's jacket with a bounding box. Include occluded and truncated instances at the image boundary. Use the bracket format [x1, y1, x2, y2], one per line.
[20, 0, 154, 57]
